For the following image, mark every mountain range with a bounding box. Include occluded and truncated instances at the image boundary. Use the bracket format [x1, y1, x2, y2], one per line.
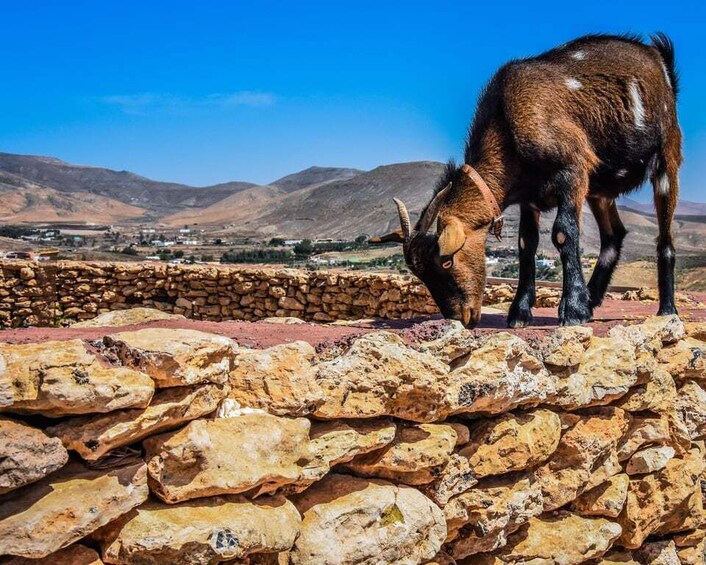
[2, 151, 706, 259]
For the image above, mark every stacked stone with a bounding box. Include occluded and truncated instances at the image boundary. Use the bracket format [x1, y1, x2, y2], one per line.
[1, 315, 705, 563]
[1, 260, 567, 328]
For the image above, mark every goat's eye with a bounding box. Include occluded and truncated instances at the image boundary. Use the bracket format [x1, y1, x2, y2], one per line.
[441, 259, 453, 270]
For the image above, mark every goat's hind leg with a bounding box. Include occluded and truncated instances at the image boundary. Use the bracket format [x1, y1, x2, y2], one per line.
[508, 205, 540, 328]
[587, 197, 627, 308]
[551, 168, 592, 326]
[653, 147, 680, 316]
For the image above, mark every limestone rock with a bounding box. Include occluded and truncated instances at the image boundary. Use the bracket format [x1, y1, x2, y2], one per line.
[2, 545, 104, 564]
[625, 445, 675, 475]
[104, 328, 238, 387]
[226, 341, 323, 416]
[414, 321, 479, 365]
[46, 384, 226, 460]
[633, 541, 681, 565]
[590, 551, 641, 565]
[444, 474, 544, 558]
[609, 315, 685, 349]
[314, 332, 451, 422]
[94, 495, 301, 565]
[420, 453, 479, 507]
[458, 409, 561, 479]
[286, 419, 397, 493]
[617, 447, 706, 548]
[616, 368, 677, 414]
[533, 407, 629, 510]
[658, 338, 706, 382]
[0, 461, 148, 559]
[446, 333, 556, 415]
[290, 474, 446, 565]
[548, 336, 639, 410]
[0, 416, 68, 495]
[490, 512, 622, 564]
[145, 414, 314, 502]
[617, 415, 672, 461]
[676, 380, 706, 440]
[342, 423, 458, 485]
[424, 551, 456, 565]
[71, 307, 184, 328]
[571, 473, 630, 518]
[0, 339, 154, 417]
[676, 539, 705, 565]
[535, 326, 593, 367]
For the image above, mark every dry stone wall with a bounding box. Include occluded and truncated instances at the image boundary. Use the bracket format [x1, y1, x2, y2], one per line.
[0, 315, 705, 564]
[0, 260, 569, 328]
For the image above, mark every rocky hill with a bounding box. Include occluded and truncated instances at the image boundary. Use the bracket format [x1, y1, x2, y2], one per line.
[3, 152, 706, 259]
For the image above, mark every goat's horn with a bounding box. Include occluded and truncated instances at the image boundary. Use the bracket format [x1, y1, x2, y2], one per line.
[393, 198, 412, 240]
[418, 182, 452, 233]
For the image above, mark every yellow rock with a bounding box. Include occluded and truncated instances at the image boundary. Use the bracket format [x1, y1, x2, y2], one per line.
[0, 461, 148, 559]
[571, 473, 630, 518]
[617, 447, 706, 548]
[145, 414, 314, 503]
[47, 384, 227, 460]
[533, 407, 629, 510]
[490, 512, 622, 564]
[104, 328, 238, 387]
[0, 416, 68, 495]
[2, 544, 104, 564]
[94, 495, 300, 565]
[226, 341, 323, 416]
[0, 339, 154, 417]
[343, 423, 458, 485]
[444, 474, 543, 558]
[459, 409, 561, 478]
[290, 474, 446, 565]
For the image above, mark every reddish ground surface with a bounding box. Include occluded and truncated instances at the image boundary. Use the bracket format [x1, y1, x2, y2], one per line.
[1, 294, 705, 349]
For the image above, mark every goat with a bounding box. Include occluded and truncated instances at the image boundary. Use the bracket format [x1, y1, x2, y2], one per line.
[371, 33, 682, 328]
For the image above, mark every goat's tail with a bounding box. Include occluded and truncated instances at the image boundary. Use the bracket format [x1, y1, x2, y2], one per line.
[651, 32, 679, 99]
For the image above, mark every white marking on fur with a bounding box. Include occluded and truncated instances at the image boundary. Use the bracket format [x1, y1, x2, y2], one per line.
[520, 237, 525, 250]
[629, 80, 646, 129]
[565, 78, 582, 90]
[616, 169, 628, 178]
[663, 247, 674, 260]
[599, 246, 618, 267]
[654, 171, 670, 196]
[571, 50, 586, 60]
[661, 61, 672, 90]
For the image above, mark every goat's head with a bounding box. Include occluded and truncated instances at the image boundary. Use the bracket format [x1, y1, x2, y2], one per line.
[370, 181, 490, 328]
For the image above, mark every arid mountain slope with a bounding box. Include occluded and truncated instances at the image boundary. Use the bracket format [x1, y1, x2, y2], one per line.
[0, 170, 146, 224]
[0, 152, 252, 216]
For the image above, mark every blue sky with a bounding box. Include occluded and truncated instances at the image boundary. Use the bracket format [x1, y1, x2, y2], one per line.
[1, 1, 705, 200]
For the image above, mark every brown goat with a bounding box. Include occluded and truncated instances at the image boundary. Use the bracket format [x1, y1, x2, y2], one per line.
[372, 33, 682, 328]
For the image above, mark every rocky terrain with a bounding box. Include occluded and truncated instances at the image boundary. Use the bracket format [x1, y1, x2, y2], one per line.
[0, 314, 705, 564]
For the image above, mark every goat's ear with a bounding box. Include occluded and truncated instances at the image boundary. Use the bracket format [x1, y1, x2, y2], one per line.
[369, 229, 405, 245]
[438, 216, 466, 256]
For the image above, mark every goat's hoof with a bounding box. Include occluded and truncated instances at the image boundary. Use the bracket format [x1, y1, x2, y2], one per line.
[559, 295, 593, 326]
[657, 304, 678, 316]
[507, 308, 534, 328]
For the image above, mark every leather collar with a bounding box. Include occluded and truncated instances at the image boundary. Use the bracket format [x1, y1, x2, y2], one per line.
[461, 164, 504, 240]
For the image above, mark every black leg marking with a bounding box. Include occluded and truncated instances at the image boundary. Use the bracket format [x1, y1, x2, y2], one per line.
[551, 170, 592, 326]
[586, 198, 627, 308]
[508, 206, 539, 328]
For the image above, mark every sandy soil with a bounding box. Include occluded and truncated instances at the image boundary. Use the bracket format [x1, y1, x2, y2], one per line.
[1, 295, 704, 349]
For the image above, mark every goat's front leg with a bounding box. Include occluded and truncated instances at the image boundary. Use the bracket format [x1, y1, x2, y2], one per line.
[551, 169, 592, 326]
[508, 205, 540, 328]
